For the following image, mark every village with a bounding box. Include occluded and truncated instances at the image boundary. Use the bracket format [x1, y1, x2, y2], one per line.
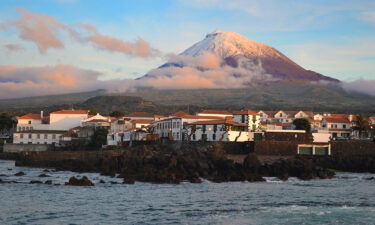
[2, 108, 374, 155]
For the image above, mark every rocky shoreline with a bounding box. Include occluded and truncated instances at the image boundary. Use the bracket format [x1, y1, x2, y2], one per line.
[0, 144, 342, 184]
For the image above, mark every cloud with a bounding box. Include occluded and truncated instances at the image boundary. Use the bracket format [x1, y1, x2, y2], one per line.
[342, 79, 375, 96]
[140, 53, 274, 89]
[80, 24, 159, 58]
[7, 8, 75, 54]
[4, 8, 158, 57]
[0, 64, 134, 99]
[3, 44, 25, 52]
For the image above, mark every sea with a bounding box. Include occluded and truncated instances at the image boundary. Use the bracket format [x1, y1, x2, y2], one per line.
[0, 159, 374, 225]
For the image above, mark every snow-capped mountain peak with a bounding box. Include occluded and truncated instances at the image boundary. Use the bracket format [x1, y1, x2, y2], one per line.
[181, 29, 284, 59]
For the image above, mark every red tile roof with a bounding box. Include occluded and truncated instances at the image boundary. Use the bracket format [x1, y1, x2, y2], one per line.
[51, 110, 88, 114]
[199, 110, 232, 115]
[85, 119, 109, 123]
[324, 117, 350, 123]
[17, 113, 41, 120]
[131, 119, 153, 124]
[180, 115, 223, 120]
[188, 118, 247, 127]
[16, 130, 66, 134]
[233, 109, 258, 115]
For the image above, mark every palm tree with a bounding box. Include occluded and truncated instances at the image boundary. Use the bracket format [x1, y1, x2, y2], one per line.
[353, 114, 370, 138]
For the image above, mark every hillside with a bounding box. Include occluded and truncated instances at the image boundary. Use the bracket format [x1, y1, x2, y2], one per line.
[1, 83, 374, 116]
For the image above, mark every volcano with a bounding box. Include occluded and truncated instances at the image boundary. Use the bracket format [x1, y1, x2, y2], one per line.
[140, 30, 339, 86]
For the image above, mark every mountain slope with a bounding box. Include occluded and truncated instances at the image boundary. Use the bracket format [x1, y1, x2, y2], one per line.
[141, 30, 339, 84]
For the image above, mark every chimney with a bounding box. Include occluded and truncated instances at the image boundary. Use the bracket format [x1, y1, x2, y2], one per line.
[41, 111, 44, 119]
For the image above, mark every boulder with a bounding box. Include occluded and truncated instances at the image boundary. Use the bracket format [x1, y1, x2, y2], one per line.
[14, 172, 25, 176]
[45, 180, 53, 185]
[65, 176, 95, 186]
[30, 180, 43, 184]
[39, 174, 50, 177]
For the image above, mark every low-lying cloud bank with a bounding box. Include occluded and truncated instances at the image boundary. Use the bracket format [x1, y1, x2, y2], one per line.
[0, 65, 134, 99]
[1, 59, 374, 99]
[342, 78, 375, 96]
[2, 8, 158, 57]
[140, 53, 275, 89]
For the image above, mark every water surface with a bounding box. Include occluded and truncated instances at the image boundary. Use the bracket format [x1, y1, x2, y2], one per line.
[0, 160, 374, 225]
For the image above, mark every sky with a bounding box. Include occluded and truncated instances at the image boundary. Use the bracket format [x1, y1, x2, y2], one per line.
[0, 0, 375, 98]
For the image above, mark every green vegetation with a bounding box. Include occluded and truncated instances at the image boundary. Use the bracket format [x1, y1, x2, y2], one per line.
[90, 128, 109, 149]
[293, 118, 311, 132]
[109, 111, 125, 117]
[353, 114, 371, 138]
[0, 112, 16, 134]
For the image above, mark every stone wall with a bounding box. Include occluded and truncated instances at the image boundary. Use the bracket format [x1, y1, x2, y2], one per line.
[14, 150, 123, 170]
[254, 141, 303, 156]
[264, 132, 313, 142]
[331, 141, 375, 157]
[3, 143, 53, 153]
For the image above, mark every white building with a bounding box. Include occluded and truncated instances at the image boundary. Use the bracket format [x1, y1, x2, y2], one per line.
[13, 109, 89, 146]
[232, 109, 260, 131]
[13, 130, 65, 144]
[196, 110, 233, 118]
[16, 112, 49, 131]
[153, 114, 223, 141]
[321, 117, 352, 138]
[49, 110, 88, 130]
[186, 118, 248, 142]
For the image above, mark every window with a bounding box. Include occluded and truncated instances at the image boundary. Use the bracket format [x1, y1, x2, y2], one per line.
[202, 125, 206, 133]
[343, 124, 346, 129]
[52, 134, 56, 139]
[37, 134, 40, 139]
[20, 134, 24, 138]
[22, 127, 25, 131]
[26, 127, 29, 131]
[241, 115, 245, 123]
[177, 122, 180, 128]
[192, 134, 196, 140]
[44, 134, 48, 139]
[28, 120, 31, 124]
[177, 132, 179, 139]
[28, 134, 32, 139]
[213, 124, 217, 132]
[280, 113, 282, 117]
[213, 133, 216, 140]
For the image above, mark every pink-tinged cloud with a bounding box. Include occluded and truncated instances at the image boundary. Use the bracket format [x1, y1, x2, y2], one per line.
[140, 53, 274, 89]
[80, 24, 158, 57]
[0, 64, 134, 99]
[8, 8, 74, 54]
[5, 8, 158, 57]
[3, 44, 25, 52]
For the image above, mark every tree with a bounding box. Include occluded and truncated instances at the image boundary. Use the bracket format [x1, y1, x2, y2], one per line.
[88, 108, 98, 115]
[0, 113, 16, 134]
[109, 111, 125, 117]
[90, 128, 108, 149]
[353, 114, 370, 138]
[293, 118, 311, 132]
